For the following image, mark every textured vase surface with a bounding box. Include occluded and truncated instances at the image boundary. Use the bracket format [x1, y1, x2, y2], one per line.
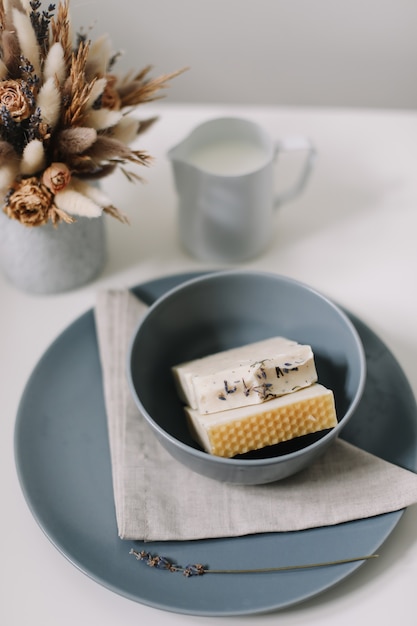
[0, 211, 107, 294]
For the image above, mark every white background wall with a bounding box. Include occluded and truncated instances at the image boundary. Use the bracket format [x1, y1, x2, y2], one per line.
[72, 0, 417, 110]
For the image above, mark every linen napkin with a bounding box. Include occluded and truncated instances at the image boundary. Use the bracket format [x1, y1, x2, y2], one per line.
[95, 289, 417, 541]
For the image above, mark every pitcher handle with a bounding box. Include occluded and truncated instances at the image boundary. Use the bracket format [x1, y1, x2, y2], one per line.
[273, 137, 317, 209]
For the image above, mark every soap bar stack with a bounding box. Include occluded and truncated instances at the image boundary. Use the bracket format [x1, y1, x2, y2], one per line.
[172, 336, 337, 458]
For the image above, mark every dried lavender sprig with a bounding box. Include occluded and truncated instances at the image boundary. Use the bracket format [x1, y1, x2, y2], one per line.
[108, 50, 123, 72]
[75, 31, 89, 49]
[30, 1, 56, 53]
[19, 57, 40, 89]
[129, 549, 378, 577]
[0, 106, 20, 148]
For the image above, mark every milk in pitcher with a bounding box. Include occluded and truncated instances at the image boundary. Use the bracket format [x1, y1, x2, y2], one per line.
[188, 139, 268, 176]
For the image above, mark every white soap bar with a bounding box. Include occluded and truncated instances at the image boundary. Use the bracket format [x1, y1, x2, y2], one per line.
[172, 336, 318, 414]
[185, 383, 337, 458]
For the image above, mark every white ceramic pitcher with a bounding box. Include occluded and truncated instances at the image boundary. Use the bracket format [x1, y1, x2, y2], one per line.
[168, 117, 316, 263]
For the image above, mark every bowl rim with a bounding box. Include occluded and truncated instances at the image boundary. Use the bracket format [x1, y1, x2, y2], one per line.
[127, 269, 367, 467]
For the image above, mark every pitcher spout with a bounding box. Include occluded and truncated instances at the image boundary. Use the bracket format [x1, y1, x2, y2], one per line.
[167, 127, 197, 163]
[167, 141, 183, 163]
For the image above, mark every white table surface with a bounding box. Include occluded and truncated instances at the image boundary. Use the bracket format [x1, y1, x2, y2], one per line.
[2, 102, 417, 625]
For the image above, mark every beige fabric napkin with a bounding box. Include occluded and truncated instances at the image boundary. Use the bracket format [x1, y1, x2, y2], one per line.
[95, 289, 417, 542]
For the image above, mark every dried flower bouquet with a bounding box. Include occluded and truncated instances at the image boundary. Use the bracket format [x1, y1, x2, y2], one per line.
[0, 0, 181, 227]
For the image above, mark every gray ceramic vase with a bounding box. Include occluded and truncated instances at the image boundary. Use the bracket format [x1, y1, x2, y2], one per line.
[0, 210, 107, 294]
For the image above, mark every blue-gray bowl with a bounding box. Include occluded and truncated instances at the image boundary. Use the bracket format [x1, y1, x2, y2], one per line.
[127, 270, 366, 484]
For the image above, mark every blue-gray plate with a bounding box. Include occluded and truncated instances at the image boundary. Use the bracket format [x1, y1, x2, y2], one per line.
[14, 272, 417, 616]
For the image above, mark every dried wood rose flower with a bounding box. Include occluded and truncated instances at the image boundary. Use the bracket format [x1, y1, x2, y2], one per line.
[100, 75, 121, 110]
[42, 162, 71, 193]
[5, 177, 53, 227]
[0, 80, 32, 122]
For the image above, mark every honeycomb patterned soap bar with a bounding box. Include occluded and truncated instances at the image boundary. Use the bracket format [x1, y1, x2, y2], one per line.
[185, 383, 337, 458]
[172, 336, 318, 415]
